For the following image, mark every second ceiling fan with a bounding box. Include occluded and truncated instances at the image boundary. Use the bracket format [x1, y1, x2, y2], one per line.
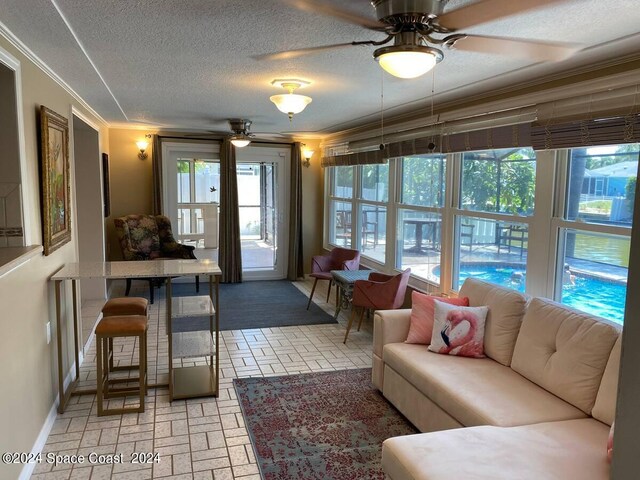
[260, 0, 581, 79]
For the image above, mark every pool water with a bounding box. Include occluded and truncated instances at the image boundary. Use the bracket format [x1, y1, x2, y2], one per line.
[455, 266, 626, 324]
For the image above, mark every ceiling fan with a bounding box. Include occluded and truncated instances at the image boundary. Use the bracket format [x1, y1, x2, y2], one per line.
[261, 0, 581, 78]
[229, 119, 256, 147]
[185, 119, 287, 147]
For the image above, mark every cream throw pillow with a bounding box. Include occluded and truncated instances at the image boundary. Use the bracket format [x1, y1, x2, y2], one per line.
[428, 300, 489, 358]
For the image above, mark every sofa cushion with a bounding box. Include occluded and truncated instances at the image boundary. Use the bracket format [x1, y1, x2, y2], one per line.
[383, 343, 586, 428]
[511, 298, 619, 414]
[458, 278, 528, 366]
[428, 302, 488, 358]
[382, 418, 610, 480]
[592, 336, 622, 426]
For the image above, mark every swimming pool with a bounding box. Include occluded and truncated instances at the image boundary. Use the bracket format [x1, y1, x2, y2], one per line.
[452, 265, 626, 324]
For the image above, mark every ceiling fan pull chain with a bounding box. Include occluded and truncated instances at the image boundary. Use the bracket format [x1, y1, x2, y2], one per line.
[380, 68, 385, 151]
[428, 68, 437, 152]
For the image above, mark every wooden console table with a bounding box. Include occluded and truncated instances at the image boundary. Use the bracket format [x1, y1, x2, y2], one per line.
[51, 260, 221, 413]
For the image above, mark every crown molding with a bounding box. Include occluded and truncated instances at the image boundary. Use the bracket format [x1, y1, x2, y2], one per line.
[0, 20, 109, 127]
[325, 53, 640, 144]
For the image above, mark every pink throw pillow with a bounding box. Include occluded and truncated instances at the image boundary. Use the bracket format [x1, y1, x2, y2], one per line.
[406, 292, 469, 344]
[607, 422, 614, 463]
[428, 300, 489, 358]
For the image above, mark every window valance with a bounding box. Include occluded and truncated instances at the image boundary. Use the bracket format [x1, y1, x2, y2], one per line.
[531, 114, 640, 150]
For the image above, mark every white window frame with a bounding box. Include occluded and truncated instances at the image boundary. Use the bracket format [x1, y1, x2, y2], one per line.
[548, 147, 633, 303]
[322, 143, 634, 310]
[0, 47, 32, 245]
[395, 154, 448, 289]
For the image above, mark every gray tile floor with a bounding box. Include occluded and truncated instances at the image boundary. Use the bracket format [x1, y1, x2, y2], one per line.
[33, 278, 374, 479]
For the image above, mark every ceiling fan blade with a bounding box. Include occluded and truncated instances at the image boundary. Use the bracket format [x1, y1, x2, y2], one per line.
[280, 0, 384, 30]
[449, 35, 580, 62]
[254, 42, 358, 61]
[437, 0, 575, 31]
[182, 133, 220, 138]
[252, 132, 287, 137]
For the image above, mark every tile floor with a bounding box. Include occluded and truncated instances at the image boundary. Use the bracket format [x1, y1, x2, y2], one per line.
[32, 278, 374, 480]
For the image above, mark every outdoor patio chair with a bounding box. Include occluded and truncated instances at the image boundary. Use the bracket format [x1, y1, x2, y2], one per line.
[497, 224, 528, 258]
[306, 247, 360, 310]
[460, 223, 475, 252]
[362, 210, 379, 250]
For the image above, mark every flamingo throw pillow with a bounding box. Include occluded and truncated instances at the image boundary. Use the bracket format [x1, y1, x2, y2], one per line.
[406, 292, 470, 344]
[428, 300, 489, 358]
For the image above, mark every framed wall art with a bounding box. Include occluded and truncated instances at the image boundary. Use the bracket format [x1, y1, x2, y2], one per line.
[102, 152, 111, 217]
[40, 105, 71, 255]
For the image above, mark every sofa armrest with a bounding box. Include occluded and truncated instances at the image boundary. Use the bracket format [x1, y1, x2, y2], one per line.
[373, 309, 411, 359]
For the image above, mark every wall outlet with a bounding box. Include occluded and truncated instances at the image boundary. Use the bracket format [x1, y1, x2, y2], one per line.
[46, 322, 51, 344]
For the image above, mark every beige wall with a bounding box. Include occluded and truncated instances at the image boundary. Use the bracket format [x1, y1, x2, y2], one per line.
[0, 36, 108, 479]
[105, 128, 157, 259]
[106, 133, 326, 272]
[298, 139, 324, 273]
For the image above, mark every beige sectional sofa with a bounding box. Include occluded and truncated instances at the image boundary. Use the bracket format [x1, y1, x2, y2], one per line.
[373, 278, 621, 480]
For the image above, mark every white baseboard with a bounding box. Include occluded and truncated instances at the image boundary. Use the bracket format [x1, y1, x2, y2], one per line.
[20, 345, 89, 479]
[18, 401, 57, 480]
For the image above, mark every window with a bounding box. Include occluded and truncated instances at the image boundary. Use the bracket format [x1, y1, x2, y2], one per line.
[460, 147, 536, 214]
[328, 167, 354, 247]
[322, 135, 636, 327]
[452, 216, 529, 291]
[557, 230, 628, 323]
[401, 155, 445, 207]
[452, 148, 536, 292]
[358, 164, 388, 262]
[554, 143, 638, 323]
[360, 164, 388, 202]
[176, 158, 220, 244]
[0, 50, 28, 248]
[565, 145, 638, 226]
[396, 154, 446, 282]
[327, 164, 390, 262]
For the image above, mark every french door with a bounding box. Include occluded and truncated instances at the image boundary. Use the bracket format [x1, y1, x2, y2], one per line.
[162, 143, 220, 252]
[236, 145, 290, 280]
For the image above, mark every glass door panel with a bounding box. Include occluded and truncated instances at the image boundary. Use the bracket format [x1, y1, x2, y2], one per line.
[236, 147, 289, 280]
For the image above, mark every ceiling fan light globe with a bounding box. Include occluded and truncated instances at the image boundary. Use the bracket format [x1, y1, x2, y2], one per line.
[374, 45, 443, 79]
[270, 94, 313, 116]
[230, 135, 251, 148]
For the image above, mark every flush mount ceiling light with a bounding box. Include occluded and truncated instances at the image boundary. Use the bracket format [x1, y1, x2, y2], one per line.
[373, 33, 443, 79]
[269, 79, 312, 120]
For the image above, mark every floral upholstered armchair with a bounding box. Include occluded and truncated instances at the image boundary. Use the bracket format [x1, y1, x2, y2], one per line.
[114, 214, 199, 303]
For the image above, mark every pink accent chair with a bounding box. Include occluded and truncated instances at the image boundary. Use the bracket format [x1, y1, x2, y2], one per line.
[306, 247, 361, 310]
[344, 268, 411, 343]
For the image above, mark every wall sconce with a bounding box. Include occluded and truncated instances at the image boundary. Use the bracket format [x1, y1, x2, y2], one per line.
[302, 149, 314, 168]
[136, 134, 152, 160]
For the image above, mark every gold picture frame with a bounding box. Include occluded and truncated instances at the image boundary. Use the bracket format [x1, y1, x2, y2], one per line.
[40, 106, 71, 255]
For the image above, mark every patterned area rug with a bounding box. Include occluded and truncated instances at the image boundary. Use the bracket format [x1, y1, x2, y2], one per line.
[234, 368, 418, 480]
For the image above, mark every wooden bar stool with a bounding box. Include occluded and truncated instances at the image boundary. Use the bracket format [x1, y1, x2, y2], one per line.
[95, 315, 148, 416]
[101, 297, 148, 373]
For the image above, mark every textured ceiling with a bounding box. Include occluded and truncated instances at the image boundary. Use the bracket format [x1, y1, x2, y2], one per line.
[1, 0, 639, 136]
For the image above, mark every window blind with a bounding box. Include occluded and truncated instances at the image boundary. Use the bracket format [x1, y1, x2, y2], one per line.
[531, 114, 640, 150]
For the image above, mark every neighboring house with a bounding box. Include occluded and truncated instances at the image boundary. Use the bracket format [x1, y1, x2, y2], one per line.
[583, 161, 638, 197]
